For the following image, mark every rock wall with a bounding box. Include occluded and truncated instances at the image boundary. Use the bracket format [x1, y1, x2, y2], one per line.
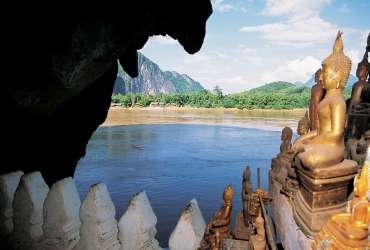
[2, 2, 213, 186]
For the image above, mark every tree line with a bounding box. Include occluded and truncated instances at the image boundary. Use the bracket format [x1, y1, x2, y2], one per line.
[111, 82, 352, 110]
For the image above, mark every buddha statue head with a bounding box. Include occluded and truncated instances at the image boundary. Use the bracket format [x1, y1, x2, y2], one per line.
[223, 182, 234, 202]
[297, 111, 310, 136]
[314, 68, 323, 84]
[281, 127, 293, 141]
[322, 31, 352, 90]
[356, 137, 367, 155]
[356, 54, 370, 80]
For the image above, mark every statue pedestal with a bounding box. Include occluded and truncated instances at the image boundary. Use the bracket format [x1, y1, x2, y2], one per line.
[233, 210, 251, 240]
[293, 159, 358, 238]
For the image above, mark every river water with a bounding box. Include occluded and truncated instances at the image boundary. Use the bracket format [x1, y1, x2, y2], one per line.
[73, 108, 305, 247]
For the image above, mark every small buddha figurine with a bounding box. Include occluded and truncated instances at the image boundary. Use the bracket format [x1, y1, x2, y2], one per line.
[347, 53, 370, 116]
[293, 31, 352, 170]
[242, 178, 253, 227]
[296, 111, 310, 136]
[286, 113, 309, 182]
[250, 211, 266, 250]
[278, 127, 294, 169]
[309, 68, 325, 131]
[208, 182, 234, 248]
[349, 137, 368, 168]
[329, 161, 370, 243]
[255, 212, 265, 242]
[279, 127, 293, 154]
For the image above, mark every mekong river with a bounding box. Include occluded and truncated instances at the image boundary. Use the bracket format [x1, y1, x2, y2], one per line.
[73, 108, 305, 247]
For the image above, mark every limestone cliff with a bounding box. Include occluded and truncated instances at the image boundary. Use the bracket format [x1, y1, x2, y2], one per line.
[114, 53, 176, 95]
[113, 53, 205, 95]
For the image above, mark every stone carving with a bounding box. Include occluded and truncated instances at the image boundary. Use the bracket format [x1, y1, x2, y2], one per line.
[12, 171, 49, 245]
[309, 69, 325, 131]
[169, 198, 206, 250]
[199, 182, 234, 250]
[118, 190, 161, 250]
[75, 182, 121, 250]
[249, 212, 266, 250]
[292, 31, 359, 237]
[0, 170, 23, 236]
[42, 177, 82, 248]
[312, 159, 370, 249]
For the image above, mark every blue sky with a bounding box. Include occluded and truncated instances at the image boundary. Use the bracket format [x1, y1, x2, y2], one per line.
[140, 0, 369, 95]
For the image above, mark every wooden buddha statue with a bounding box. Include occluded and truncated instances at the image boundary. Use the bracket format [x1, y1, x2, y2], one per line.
[309, 69, 325, 131]
[347, 53, 370, 116]
[208, 182, 234, 249]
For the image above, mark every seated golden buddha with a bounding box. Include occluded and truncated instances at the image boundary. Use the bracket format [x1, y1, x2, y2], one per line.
[293, 31, 351, 170]
[328, 161, 369, 244]
[208, 182, 234, 248]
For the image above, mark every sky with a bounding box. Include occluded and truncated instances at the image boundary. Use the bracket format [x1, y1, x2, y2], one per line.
[140, 0, 370, 95]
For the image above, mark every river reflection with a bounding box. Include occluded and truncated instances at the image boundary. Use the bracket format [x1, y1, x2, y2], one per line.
[74, 108, 305, 248]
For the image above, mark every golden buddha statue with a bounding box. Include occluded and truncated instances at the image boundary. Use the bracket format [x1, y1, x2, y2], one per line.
[293, 31, 351, 170]
[312, 160, 370, 249]
[207, 182, 234, 248]
[309, 69, 325, 131]
[347, 53, 370, 116]
[292, 32, 359, 238]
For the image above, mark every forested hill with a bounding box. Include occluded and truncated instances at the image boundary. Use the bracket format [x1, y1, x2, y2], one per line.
[248, 81, 311, 94]
[164, 71, 204, 93]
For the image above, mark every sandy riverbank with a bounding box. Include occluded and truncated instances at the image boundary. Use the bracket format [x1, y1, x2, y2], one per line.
[102, 106, 306, 130]
[108, 105, 308, 112]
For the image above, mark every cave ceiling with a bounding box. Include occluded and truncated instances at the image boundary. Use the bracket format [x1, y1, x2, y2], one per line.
[2, 2, 213, 186]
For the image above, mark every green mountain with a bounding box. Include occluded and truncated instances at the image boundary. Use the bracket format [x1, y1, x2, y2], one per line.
[163, 71, 204, 94]
[247, 81, 311, 94]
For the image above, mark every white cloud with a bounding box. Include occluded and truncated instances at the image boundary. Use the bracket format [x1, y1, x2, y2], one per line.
[260, 56, 321, 83]
[339, 4, 350, 13]
[239, 0, 349, 48]
[241, 7, 247, 12]
[217, 76, 247, 85]
[234, 47, 258, 53]
[153, 35, 178, 45]
[261, 0, 331, 18]
[180, 54, 211, 63]
[210, 50, 229, 59]
[212, 0, 236, 12]
[270, 41, 314, 48]
[243, 56, 263, 65]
